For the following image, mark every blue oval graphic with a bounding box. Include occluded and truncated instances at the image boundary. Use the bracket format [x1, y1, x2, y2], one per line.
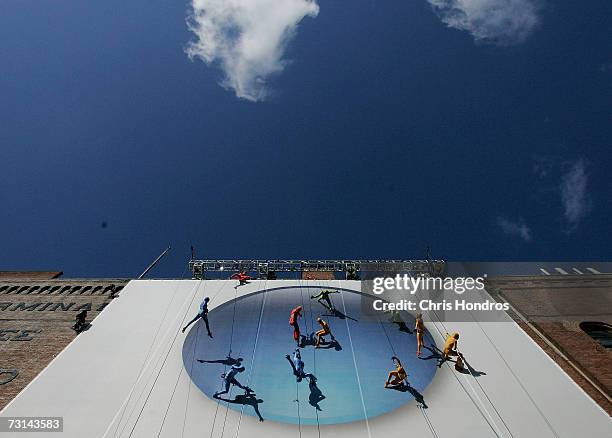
[182, 286, 437, 425]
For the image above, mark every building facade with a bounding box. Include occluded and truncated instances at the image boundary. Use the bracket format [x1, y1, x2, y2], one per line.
[0, 272, 127, 410]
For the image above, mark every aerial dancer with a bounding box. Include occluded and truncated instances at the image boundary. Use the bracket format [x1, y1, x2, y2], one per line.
[213, 363, 252, 398]
[415, 313, 425, 356]
[439, 332, 460, 366]
[182, 297, 213, 338]
[285, 348, 316, 382]
[231, 271, 252, 286]
[384, 356, 408, 388]
[310, 289, 339, 311]
[289, 305, 303, 346]
[315, 317, 335, 348]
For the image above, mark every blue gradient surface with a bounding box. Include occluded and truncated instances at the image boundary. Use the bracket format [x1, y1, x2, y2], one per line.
[182, 286, 437, 425]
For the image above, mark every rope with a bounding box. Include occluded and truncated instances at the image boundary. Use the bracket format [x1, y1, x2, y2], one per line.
[465, 308, 560, 438]
[130, 277, 230, 438]
[295, 271, 303, 438]
[294, 273, 324, 436]
[181, 278, 231, 438]
[216, 280, 244, 438]
[228, 283, 240, 355]
[445, 316, 515, 437]
[420, 405, 439, 438]
[425, 308, 504, 437]
[127, 274, 204, 437]
[376, 308, 438, 438]
[221, 283, 242, 438]
[157, 322, 199, 437]
[338, 281, 372, 438]
[163, 277, 229, 438]
[304, 279, 322, 437]
[234, 279, 268, 437]
[180, 319, 200, 438]
[296, 376, 302, 438]
[106, 263, 192, 438]
[427, 289, 561, 437]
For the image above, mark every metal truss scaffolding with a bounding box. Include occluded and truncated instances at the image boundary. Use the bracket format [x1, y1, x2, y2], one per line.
[188, 259, 446, 280]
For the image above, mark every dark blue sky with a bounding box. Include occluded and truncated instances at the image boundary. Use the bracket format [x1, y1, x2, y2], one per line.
[1, 1, 610, 278]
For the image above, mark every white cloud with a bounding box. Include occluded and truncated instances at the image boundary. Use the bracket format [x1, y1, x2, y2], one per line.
[497, 216, 532, 241]
[428, 0, 540, 45]
[186, 0, 319, 101]
[560, 159, 591, 232]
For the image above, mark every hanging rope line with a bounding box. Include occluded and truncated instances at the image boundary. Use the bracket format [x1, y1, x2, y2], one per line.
[127, 274, 205, 438]
[181, 278, 231, 438]
[132, 276, 230, 438]
[157, 322, 200, 437]
[376, 309, 439, 438]
[234, 278, 268, 438]
[122, 281, 201, 436]
[338, 280, 373, 438]
[424, 308, 505, 437]
[296, 375, 302, 438]
[426, 284, 564, 437]
[180, 316, 201, 438]
[419, 402, 439, 438]
[212, 279, 244, 438]
[161, 277, 230, 438]
[295, 271, 303, 438]
[430, 307, 514, 437]
[464, 307, 560, 438]
[218, 280, 250, 438]
[160, 276, 232, 438]
[228, 283, 240, 356]
[106, 263, 192, 438]
[294, 273, 323, 437]
[306, 279, 323, 438]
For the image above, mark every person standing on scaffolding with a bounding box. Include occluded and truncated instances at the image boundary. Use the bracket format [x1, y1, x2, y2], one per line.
[182, 297, 213, 338]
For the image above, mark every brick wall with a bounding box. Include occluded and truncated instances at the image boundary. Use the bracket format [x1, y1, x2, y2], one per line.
[0, 279, 128, 410]
[486, 275, 612, 414]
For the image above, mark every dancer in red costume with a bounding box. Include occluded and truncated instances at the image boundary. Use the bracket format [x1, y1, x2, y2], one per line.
[289, 305, 303, 346]
[230, 271, 252, 286]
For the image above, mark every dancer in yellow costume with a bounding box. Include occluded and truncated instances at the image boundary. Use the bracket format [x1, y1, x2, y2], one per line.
[315, 317, 335, 348]
[385, 356, 408, 388]
[415, 313, 425, 356]
[443, 332, 459, 360]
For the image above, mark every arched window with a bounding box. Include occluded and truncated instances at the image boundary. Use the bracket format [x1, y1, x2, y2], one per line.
[579, 321, 612, 349]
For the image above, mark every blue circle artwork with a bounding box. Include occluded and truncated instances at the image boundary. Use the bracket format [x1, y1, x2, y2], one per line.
[182, 286, 437, 425]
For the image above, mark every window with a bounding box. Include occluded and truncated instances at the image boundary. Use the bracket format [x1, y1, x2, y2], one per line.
[579, 321, 612, 349]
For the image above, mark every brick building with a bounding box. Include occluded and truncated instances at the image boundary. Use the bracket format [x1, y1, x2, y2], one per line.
[0, 272, 127, 409]
[486, 273, 612, 414]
